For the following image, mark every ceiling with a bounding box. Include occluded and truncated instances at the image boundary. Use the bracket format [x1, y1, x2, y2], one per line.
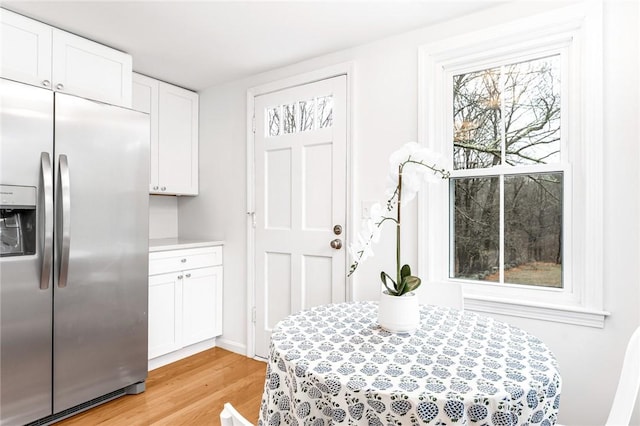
[2, 1, 504, 91]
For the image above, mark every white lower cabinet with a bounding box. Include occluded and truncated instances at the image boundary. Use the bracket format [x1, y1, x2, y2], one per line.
[148, 246, 223, 363]
[182, 266, 223, 346]
[148, 272, 182, 359]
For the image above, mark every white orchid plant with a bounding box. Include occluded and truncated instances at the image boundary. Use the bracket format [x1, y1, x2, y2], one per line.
[348, 142, 449, 296]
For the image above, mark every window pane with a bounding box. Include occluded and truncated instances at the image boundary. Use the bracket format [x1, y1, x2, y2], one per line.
[283, 103, 297, 134]
[505, 173, 562, 287]
[451, 177, 500, 281]
[453, 68, 502, 170]
[299, 99, 315, 132]
[267, 106, 280, 137]
[504, 56, 561, 165]
[317, 95, 333, 129]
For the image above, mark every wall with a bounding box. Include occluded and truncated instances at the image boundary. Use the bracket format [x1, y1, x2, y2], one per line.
[179, 2, 640, 424]
[149, 195, 178, 239]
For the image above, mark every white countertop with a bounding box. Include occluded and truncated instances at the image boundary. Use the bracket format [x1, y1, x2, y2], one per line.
[149, 238, 224, 252]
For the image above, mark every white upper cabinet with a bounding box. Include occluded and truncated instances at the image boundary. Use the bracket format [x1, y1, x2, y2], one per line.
[0, 9, 51, 88]
[132, 73, 160, 193]
[0, 9, 132, 108]
[158, 82, 199, 195]
[133, 73, 199, 196]
[52, 29, 132, 108]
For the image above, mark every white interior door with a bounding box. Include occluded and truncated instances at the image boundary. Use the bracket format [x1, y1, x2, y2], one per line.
[253, 75, 347, 358]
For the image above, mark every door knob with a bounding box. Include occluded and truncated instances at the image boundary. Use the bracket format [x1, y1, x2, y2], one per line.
[330, 239, 342, 250]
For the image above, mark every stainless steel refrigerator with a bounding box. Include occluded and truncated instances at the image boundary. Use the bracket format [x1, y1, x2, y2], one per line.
[0, 78, 149, 426]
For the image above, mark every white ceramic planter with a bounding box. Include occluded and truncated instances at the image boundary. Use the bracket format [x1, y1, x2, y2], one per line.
[377, 291, 420, 333]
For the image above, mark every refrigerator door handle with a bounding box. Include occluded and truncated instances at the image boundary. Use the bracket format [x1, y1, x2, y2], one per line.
[40, 152, 53, 290]
[57, 154, 71, 288]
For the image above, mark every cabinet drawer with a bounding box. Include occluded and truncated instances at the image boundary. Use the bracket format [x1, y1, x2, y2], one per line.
[149, 246, 222, 275]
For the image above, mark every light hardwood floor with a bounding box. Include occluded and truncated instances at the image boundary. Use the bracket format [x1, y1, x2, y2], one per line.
[57, 348, 266, 426]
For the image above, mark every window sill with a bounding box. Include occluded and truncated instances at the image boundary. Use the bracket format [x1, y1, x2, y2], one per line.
[464, 295, 610, 328]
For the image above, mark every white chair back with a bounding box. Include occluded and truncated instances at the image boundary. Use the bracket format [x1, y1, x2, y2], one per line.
[605, 325, 640, 426]
[220, 403, 253, 426]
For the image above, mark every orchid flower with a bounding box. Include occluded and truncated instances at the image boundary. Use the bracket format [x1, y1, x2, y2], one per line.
[348, 142, 449, 296]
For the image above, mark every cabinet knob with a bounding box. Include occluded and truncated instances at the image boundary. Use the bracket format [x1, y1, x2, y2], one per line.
[177, 275, 183, 279]
[185, 273, 191, 278]
[161, 187, 167, 191]
[55, 83, 64, 91]
[42, 80, 51, 88]
[153, 186, 159, 190]
[181, 258, 187, 263]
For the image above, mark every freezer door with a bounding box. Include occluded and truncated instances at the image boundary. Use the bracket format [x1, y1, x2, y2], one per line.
[53, 93, 149, 413]
[0, 79, 54, 425]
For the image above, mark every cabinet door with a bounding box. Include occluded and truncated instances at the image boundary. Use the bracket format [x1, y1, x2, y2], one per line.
[182, 266, 222, 347]
[148, 272, 183, 359]
[158, 82, 199, 195]
[0, 9, 52, 88]
[132, 73, 160, 192]
[52, 29, 132, 107]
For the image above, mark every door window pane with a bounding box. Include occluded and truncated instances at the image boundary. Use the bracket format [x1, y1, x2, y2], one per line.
[317, 95, 333, 129]
[268, 106, 280, 137]
[299, 99, 315, 132]
[283, 103, 297, 134]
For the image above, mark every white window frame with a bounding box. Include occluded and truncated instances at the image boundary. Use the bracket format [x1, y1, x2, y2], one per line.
[418, 2, 609, 327]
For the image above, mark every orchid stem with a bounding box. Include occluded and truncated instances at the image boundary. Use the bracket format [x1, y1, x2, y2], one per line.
[347, 147, 451, 289]
[396, 164, 402, 288]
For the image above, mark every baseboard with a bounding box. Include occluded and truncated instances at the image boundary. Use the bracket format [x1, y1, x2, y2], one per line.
[148, 338, 216, 371]
[215, 337, 246, 356]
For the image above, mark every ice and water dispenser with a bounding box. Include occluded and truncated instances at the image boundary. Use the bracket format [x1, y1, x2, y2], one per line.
[0, 185, 36, 257]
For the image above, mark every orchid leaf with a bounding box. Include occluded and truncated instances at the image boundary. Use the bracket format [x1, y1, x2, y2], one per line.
[400, 264, 412, 280]
[396, 276, 407, 295]
[380, 271, 398, 295]
[399, 276, 421, 295]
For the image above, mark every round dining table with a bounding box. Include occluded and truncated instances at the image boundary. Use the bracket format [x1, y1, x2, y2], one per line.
[258, 301, 561, 426]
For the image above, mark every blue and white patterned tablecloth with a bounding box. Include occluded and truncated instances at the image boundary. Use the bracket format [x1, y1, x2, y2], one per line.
[258, 301, 561, 426]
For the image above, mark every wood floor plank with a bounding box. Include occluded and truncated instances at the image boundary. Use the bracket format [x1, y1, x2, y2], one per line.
[56, 348, 266, 425]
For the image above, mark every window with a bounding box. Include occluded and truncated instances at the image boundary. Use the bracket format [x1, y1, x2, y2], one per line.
[451, 56, 564, 289]
[266, 95, 333, 138]
[418, 3, 607, 327]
